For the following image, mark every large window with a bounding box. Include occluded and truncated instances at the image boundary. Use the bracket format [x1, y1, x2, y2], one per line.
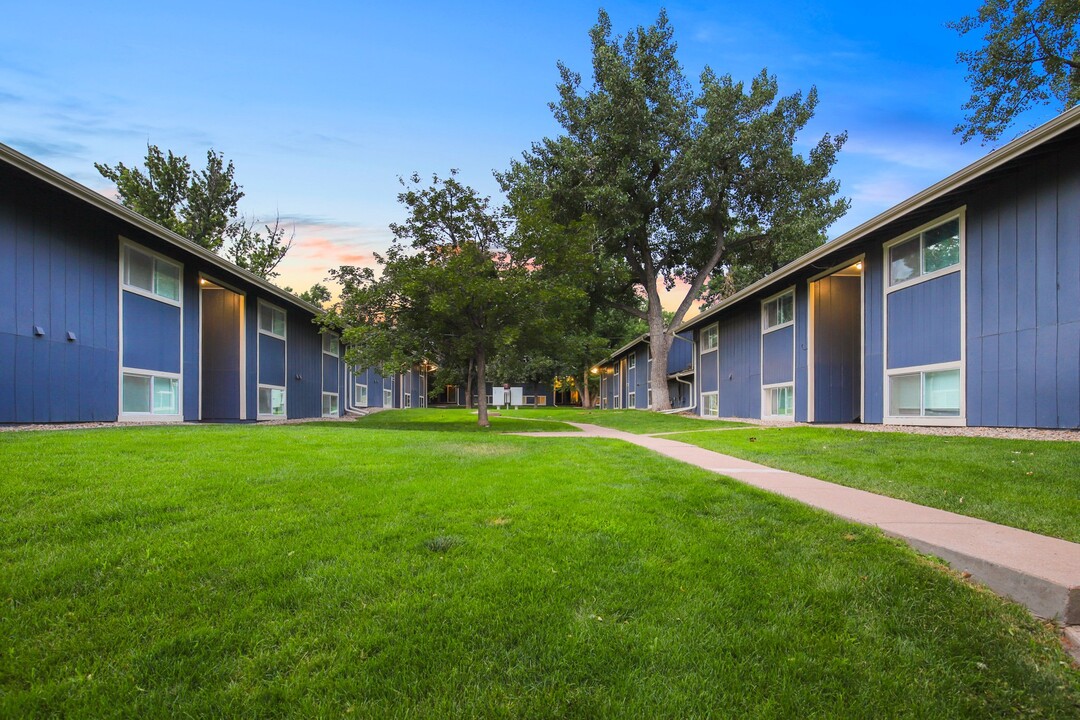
[764, 385, 794, 417]
[889, 368, 960, 417]
[383, 387, 393, 407]
[701, 324, 718, 352]
[322, 392, 339, 417]
[889, 218, 960, 287]
[259, 304, 286, 338]
[356, 383, 368, 407]
[124, 245, 181, 303]
[258, 387, 286, 417]
[628, 353, 636, 370]
[122, 373, 179, 415]
[628, 391, 636, 407]
[702, 392, 718, 417]
[763, 291, 794, 331]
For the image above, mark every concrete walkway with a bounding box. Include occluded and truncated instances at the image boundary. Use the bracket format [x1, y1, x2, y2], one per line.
[511, 422, 1080, 628]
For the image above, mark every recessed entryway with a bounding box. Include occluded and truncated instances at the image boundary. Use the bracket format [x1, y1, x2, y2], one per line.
[809, 260, 863, 423]
[199, 277, 245, 421]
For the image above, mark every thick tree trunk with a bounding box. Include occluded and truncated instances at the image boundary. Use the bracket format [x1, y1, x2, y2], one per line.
[476, 347, 489, 427]
[465, 358, 474, 409]
[645, 287, 674, 411]
[582, 368, 591, 408]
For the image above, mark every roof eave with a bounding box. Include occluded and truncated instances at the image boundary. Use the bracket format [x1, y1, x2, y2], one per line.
[677, 105, 1080, 332]
[0, 142, 324, 316]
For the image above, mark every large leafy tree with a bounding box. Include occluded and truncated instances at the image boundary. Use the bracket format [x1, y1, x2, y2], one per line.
[324, 171, 577, 427]
[503, 9, 848, 410]
[96, 143, 243, 252]
[97, 143, 294, 279]
[950, 0, 1080, 144]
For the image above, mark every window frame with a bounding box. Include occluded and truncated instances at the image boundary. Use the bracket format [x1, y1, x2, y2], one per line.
[258, 300, 287, 340]
[628, 353, 636, 370]
[884, 213, 964, 293]
[701, 324, 719, 353]
[121, 240, 182, 307]
[322, 392, 339, 417]
[119, 369, 183, 421]
[762, 383, 795, 419]
[882, 209, 967, 427]
[258, 386, 287, 418]
[761, 288, 795, 333]
[322, 332, 340, 358]
[355, 382, 368, 407]
[628, 391, 636, 408]
[701, 391, 719, 417]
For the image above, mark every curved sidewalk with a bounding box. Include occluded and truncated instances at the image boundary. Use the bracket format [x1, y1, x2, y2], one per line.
[512, 422, 1080, 627]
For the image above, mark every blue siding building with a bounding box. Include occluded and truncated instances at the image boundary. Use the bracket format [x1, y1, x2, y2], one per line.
[673, 106, 1080, 429]
[596, 332, 695, 410]
[0, 143, 346, 424]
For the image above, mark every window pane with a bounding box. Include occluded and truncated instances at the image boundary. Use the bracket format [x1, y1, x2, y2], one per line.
[152, 376, 178, 414]
[769, 386, 793, 416]
[889, 374, 922, 416]
[273, 309, 286, 336]
[154, 260, 180, 301]
[356, 384, 368, 406]
[323, 393, 338, 415]
[122, 374, 151, 413]
[924, 369, 961, 416]
[777, 295, 793, 325]
[259, 387, 271, 415]
[923, 220, 960, 274]
[704, 326, 718, 350]
[323, 334, 339, 356]
[125, 248, 154, 292]
[889, 238, 920, 285]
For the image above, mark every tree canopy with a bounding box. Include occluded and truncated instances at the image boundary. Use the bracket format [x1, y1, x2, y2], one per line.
[97, 143, 294, 279]
[502, 9, 848, 410]
[324, 171, 580, 426]
[950, 0, 1080, 143]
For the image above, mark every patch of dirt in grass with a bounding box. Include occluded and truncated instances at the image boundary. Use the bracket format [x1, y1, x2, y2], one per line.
[485, 517, 512, 527]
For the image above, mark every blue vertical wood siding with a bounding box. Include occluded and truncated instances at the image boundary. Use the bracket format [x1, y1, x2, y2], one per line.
[285, 312, 322, 418]
[886, 273, 962, 369]
[258, 335, 286, 387]
[862, 244, 885, 423]
[717, 305, 761, 418]
[122, 292, 182, 374]
[965, 139, 1080, 427]
[812, 274, 862, 422]
[761, 325, 794, 385]
[795, 285, 809, 421]
[0, 169, 120, 422]
[322, 354, 340, 394]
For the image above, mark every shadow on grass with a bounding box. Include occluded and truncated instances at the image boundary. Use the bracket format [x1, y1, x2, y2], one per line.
[311, 413, 579, 434]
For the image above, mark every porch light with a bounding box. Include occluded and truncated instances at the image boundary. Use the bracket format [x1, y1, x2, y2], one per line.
[855, 262, 863, 270]
[591, 367, 599, 374]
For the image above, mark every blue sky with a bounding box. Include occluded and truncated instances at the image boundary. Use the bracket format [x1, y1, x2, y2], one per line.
[0, 1, 1060, 295]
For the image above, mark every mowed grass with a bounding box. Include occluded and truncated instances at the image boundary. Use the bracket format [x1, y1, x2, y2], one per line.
[352, 407, 580, 433]
[0, 421, 1077, 718]
[500, 406, 747, 434]
[666, 426, 1080, 543]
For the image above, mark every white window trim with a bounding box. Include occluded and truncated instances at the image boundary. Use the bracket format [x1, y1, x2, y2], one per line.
[884, 211, 965, 294]
[614, 394, 621, 410]
[628, 391, 636, 408]
[253, 297, 287, 423]
[355, 382, 369, 408]
[322, 332, 341, 358]
[119, 367, 183, 422]
[118, 238, 184, 422]
[257, 384, 287, 419]
[322, 391, 339, 417]
[882, 209, 966, 427]
[883, 361, 965, 426]
[257, 299, 287, 340]
[701, 390, 719, 417]
[761, 287, 796, 334]
[120, 238, 183, 308]
[701, 323, 719, 353]
[628, 353, 636, 370]
[403, 392, 412, 409]
[762, 382, 795, 419]
[758, 285, 797, 420]
[383, 385, 393, 408]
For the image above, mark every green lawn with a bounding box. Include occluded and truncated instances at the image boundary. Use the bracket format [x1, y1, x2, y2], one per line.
[353, 407, 580, 433]
[499, 406, 747, 434]
[664, 426, 1080, 543]
[1, 419, 1077, 717]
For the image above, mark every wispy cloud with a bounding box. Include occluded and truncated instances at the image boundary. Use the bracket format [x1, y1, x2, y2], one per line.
[273, 217, 392, 291]
[5, 137, 88, 158]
